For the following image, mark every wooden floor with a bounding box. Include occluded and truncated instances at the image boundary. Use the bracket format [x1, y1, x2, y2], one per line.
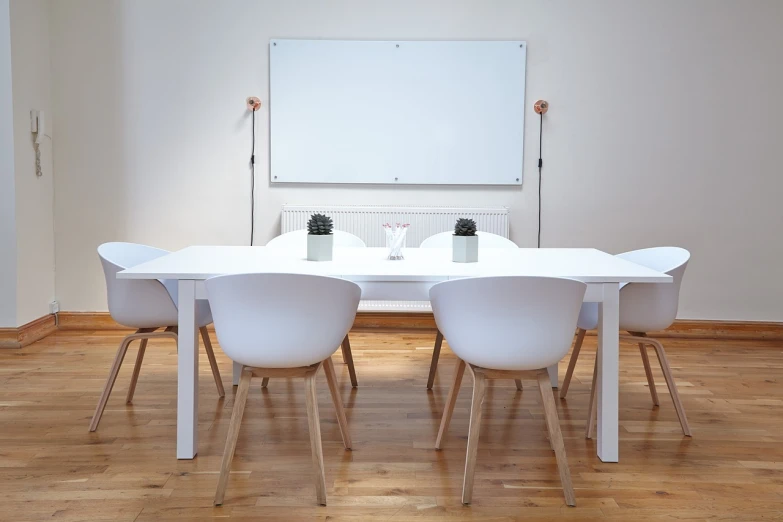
[0, 330, 781, 521]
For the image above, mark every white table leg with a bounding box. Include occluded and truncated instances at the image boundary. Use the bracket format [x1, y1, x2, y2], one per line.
[177, 280, 199, 459]
[547, 363, 558, 388]
[233, 360, 242, 386]
[597, 282, 620, 462]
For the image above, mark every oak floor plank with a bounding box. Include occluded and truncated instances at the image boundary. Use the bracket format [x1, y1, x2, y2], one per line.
[0, 330, 781, 520]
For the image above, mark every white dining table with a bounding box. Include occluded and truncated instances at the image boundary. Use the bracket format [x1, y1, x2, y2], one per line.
[118, 246, 671, 462]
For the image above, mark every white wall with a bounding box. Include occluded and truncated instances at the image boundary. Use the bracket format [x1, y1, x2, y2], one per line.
[10, 0, 55, 326]
[0, 0, 17, 328]
[50, 0, 783, 321]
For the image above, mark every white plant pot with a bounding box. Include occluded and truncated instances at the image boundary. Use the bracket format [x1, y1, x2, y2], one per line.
[453, 235, 478, 263]
[307, 234, 333, 261]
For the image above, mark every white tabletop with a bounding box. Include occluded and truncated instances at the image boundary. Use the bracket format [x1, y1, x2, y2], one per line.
[118, 246, 671, 284]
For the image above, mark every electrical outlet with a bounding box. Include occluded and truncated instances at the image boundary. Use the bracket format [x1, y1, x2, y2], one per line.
[49, 300, 60, 314]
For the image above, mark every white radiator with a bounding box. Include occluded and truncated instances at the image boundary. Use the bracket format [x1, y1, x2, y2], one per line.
[281, 205, 509, 247]
[280, 205, 510, 313]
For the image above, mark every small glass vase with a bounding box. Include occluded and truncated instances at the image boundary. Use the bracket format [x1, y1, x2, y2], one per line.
[383, 223, 409, 261]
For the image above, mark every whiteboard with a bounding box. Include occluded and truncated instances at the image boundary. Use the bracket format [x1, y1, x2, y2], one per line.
[270, 40, 526, 185]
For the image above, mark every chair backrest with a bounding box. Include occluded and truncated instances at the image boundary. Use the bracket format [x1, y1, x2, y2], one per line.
[266, 229, 367, 248]
[430, 276, 586, 371]
[420, 231, 517, 248]
[617, 247, 690, 332]
[97, 242, 178, 328]
[206, 273, 361, 368]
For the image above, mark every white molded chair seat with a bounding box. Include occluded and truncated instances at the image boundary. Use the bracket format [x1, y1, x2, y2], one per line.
[266, 229, 364, 387]
[574, 247, 687, 332]
[207, 273, 360, 506]
[559, 246, 692, 438]
[99, 242, 213, 328]
[420, 231, 518, 389]
[89, 242, 224, 432]
[162, 279, 214, 328]
[431, 276, 585, 506]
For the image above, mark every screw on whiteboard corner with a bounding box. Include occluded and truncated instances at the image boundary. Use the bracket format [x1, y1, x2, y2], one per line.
[519, 44, 523, 48]
[274, 176, 278, 179]
[273, 42, 277, 46]
[396, 44, 399, 48]
[394, 177, 398, 181]
[516, 178, 520, 182]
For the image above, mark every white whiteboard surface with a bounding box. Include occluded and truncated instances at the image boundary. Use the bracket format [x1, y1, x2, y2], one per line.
[270, 39, 526, 185]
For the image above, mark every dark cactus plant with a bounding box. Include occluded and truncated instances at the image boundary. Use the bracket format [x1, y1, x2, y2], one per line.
[454, 218, 477, 236]
[307, 213, 334, 235]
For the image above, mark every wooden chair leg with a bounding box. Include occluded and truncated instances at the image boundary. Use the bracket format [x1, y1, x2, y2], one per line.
[200, 327, 225, 397]
[514, 379, 524, 391]
[427, 330, 444, 389]
[304, 369, 327, 505]
[124, 327, 158, 404]
[649, 339, 692, 436]
[461, 368, 487, 505]
[323, 356, 352, 450]
[638, 342, 660, 406]
[89, 333, 136, 431]
[125, 339, 148, 403]
[537, 370, 576, 507]
[435, 358, 466, 449]
[214, 367, 252, 506]
[261, 378, 269, 388]
[340, 336, 349, 362]
[341, 335, 358, 388]
[585, 356, 598, 439]
[560, 328, 586, 399]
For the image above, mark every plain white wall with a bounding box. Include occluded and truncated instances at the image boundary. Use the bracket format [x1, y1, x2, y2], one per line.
[10, 0, 55, 326]
[50, 0, 783, 321]
[0, 0, 17, 328]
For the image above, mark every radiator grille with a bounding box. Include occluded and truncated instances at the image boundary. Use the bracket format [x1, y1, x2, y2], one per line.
[280, 205, 510, 313]
[281, 205, 509, 247]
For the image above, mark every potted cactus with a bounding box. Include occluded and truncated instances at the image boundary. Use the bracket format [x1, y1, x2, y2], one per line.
[453, 217, 478, 263]
[307, 213, 334, 261]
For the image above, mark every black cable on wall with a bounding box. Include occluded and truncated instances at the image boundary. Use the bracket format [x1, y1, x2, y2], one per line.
[533, 99, 548, 248]
[537, 111, 543, 248]
[250, 109, 256, 246]
[246, 96, 261, 246]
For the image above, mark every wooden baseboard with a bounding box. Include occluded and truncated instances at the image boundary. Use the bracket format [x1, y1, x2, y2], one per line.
[57, 312, 129, 331]
[645, 320, 783, 341]
[54, 311, 783, 341]
[56, 311, 439, 332]
[0, 314, 58, 348]
[351, 315, 783, 341]
[0, 329, 21, 349]
[56, 311, 440, 332]
[14, 312, 783, 348]
[352, 312, 437, 331]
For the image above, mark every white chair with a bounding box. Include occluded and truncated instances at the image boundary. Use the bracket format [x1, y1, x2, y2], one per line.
[208, 273, 360, 506]
[420, 231, 519, 390]
[559, 247, 692, 438]
[432, 276, 585, 506]
[89, 242, 224, 432]
[266, 229, 365, 387]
